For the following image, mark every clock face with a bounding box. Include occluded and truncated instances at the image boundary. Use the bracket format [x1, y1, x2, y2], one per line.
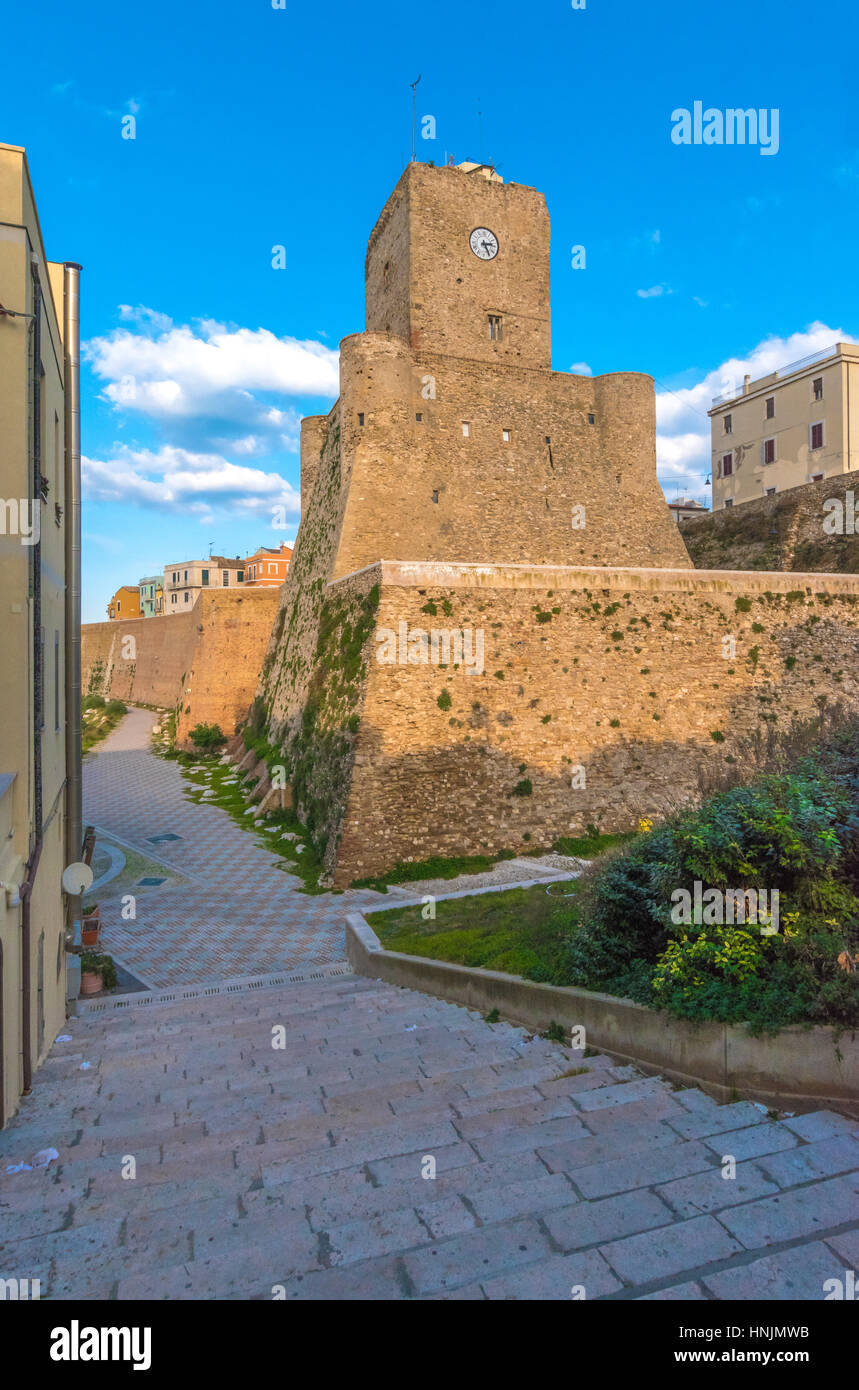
[469, 227, 499, 261]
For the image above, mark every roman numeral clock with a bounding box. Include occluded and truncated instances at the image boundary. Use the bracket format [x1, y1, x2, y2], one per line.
[469, 227, 499, 260]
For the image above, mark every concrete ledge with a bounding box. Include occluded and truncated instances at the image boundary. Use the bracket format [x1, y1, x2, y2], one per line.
[346, 913, 859, 1117]
[330, 559, 859, 596]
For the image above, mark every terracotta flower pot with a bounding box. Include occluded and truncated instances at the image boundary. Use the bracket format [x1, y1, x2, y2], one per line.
[81, 919, 101, 948]
[80, 969, 103, 996]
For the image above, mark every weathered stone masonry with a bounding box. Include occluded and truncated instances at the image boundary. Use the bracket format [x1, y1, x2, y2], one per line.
[331, 562, 859, 884]
[82, 588, 279, 748]
[254, 160, 859, 884]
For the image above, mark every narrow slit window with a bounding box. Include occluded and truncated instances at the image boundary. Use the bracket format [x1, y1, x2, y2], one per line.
[358, 413, 365, 426]
[587, 413, 595, 425]
[502, 428, 511, 443]
[461, 422, 470, 438]
[488, 314, 503, 341]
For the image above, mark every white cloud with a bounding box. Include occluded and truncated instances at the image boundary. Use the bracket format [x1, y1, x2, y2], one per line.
[569, 361, 593, 376]
[82, 445, 301, 524]
[84, 316, 339, 429]
[655, 321, 858, 496]
[118, 304, 173, 333]
[637, 284, 672, 299]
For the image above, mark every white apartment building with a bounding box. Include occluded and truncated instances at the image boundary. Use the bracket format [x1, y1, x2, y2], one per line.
[709, 342, 859, 510]
[163, 555, 244, 610]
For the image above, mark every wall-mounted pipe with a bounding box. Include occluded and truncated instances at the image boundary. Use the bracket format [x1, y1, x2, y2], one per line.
[63, 264, 82, 901]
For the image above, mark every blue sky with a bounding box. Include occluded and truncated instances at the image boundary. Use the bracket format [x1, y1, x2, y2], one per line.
[2, 0, 857, 621]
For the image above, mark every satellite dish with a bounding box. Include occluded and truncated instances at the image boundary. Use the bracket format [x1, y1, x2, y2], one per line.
[62, 862, 94, 896]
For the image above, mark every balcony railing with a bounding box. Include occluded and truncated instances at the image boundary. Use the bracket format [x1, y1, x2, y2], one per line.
[711, 344, 837, 408]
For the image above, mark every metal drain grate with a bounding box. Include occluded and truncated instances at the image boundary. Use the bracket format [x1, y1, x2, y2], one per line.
[75, 962, 353, 1013]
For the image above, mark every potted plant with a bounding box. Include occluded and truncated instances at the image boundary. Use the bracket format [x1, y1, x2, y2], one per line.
[79, 951, 117, 996]
[81, 902, 100, 947]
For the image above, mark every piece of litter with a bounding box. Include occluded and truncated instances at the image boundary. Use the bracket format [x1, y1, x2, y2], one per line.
[404, 1025, 417, 1032]
[5, 1162, 33, 1174]
[33, 1148, 59, 1168]
[79, 1062, 92, 1071]
[57, 1034, 73, 1042]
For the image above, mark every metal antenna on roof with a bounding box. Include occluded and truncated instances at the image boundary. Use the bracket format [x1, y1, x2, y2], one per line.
[410, 75, 421, 162]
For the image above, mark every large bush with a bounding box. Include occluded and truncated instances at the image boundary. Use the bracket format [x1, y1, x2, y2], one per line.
[189, 722, 227, 753]
[561, 754, 859, 1032]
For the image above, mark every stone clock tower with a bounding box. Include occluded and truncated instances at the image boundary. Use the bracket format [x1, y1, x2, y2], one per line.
[260, 157, 697, 883]
[365, 161, 551, 368]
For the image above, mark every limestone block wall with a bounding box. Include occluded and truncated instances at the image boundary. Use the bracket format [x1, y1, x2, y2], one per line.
[82, 609, 196, 708]
[82, 588, 279, 747]
[332, 333, 691, 581]
[366, 162, 551, 369]
[327, 561, 859, 884]
[174, 589, 280, 747]
[682, 470, 859, 572]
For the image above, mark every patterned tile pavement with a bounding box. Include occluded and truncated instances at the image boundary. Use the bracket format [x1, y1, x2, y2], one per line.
[83, 708, 386, 988]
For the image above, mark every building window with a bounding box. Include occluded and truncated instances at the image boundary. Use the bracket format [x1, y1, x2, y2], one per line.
[462, 422, 470, 437]
[238, 570, 244, 583]
[432, 490, 439, 503]
[723, 414, 732, 435]
[723, 498, 734, 509]
[765, 487, 776, 496]
[415, 412, 422, 422]
[202, 569, 209, 586]
[810, 422, 824, 450]
[358, 413, 365, 426]
[763, 438, 776, 465]
[812, 377, 824, 402]
[116, 600, 120, 612]
[587, 414, 595, 425]
[488, 314, 503, 341]
[184, 591, 189, 603]
[812, 472, 824, 482]
[222, 570, 229, 585]
[722, 452, 733, 477]
[765, 397, 775, 419]
[502, 428, 511, 442]
[184, 569, 188, 582]
[171, 592, 177, 605]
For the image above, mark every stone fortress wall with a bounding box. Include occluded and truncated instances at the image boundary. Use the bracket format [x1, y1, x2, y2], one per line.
[82, 588, 279, 748]
[254, 160, 859, 885]
[681, 468, 859, 572]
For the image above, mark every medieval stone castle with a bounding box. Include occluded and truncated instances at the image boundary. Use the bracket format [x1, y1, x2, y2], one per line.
[85, 161, 859, 886]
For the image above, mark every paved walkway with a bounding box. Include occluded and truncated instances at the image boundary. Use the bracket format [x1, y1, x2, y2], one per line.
[1, 974, 857, 1300]
[82, 708, 385, 988]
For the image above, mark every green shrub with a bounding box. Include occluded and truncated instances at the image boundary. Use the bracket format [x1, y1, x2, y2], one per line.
[105, 699, 127, 717]
[559, 757, 859, 1031]
[83, 694, 105, 710]
[189, 722, 227, 753]
[80, 952, 118, 990]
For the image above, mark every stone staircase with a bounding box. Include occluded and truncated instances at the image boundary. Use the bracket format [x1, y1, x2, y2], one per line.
[1, 974, 857, 1300]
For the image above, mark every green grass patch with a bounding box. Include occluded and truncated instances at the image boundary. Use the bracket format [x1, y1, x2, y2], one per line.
[550, 829, 636, 858]
[368, 882, 583, 983]
[82, 699, 128, 755]
[352, 850, 517, 894]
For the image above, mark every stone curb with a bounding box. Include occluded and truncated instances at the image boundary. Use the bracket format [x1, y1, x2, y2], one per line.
[345, 914, 859, 1118]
